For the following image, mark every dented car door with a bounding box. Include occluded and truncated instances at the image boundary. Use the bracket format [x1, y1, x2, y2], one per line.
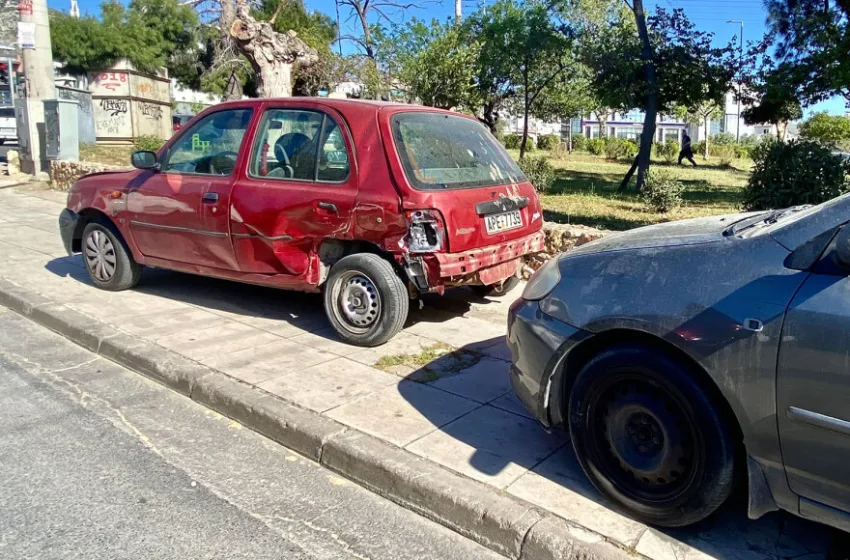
[230, 105, 357, 285]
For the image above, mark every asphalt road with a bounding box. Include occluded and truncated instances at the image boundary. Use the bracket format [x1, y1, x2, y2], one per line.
[0, 308, 506, 560]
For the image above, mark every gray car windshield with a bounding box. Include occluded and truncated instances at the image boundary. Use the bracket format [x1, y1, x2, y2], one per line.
[390, 112, 525, 190]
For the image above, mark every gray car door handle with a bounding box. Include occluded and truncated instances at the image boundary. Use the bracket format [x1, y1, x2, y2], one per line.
[202, 192, 219, 204]
[317, 202, 338, 213]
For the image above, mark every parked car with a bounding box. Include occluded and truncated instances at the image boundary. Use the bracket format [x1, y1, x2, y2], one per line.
[0, 106, 17, 144]
[509, 197, 850, 532]
[59, 99, 544, 346]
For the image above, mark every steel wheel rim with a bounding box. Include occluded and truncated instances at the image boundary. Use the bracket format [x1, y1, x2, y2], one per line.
[333, 271, 381, 333]
[84, 229, 117, 282]
[585, 371, 701, 503]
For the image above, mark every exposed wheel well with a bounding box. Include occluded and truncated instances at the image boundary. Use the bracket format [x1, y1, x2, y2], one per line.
[70, 208, 114, 253]
[318, 240, 407, 287]
[551, 329, 746, 462]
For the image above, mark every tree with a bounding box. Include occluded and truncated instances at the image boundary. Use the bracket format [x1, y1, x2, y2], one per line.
[584, 6, 737, 189]
[676, 99, 723, 159]
[799, 112, 850, 149]
[765, 0, 850, 106]
[387, 19, 479, 108]
[741, 68, 803, 141]
[228, 0, 318, 97]
[51, 0, 199, 76]
[337, 0, 433, 62]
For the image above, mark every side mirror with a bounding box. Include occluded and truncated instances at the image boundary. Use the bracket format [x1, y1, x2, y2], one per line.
[834, 227, 850, 269]
[131, 150, 158, 170]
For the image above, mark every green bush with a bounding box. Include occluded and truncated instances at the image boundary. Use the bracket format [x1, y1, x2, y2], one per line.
[743, 139, 850, 210]
[733, 144, 752, 159]
[713, 145, 737, 166]
[570, 134, 587, 152]
[641, 168, 684, 213]
[750, 135, 777, 164]
[503, 134, 521, 150]
[518, 155, 555, 193]
[692, 141, 706, 159]
[537, 134, 560, 150]
[604, 137, 638, 161]
[655, 139, 679, 163]
[710, 132, 736, 146]
[586, 138, 605, 156]
[133, 135, 165, 152]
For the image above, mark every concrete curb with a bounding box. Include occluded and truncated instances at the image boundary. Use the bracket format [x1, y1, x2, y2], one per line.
[0, 277, 643, 560]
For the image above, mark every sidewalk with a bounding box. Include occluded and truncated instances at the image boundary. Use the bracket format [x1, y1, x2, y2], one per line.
[0, 184, 838, 560]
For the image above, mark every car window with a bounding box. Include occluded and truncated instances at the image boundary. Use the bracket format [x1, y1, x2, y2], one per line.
[0, 108, 14, 119]
[390, 112, 524, 190]
[163, 108, 252, 176]
[251, 109, 350, 182]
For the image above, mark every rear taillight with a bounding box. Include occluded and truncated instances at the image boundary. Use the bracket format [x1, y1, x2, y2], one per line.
[405, 210, 445, 252]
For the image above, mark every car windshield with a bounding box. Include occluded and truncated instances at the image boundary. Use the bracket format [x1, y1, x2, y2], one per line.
[390, 112, 525, 190]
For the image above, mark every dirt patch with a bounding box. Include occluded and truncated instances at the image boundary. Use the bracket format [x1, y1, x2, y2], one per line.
[376, 343, 481, 382]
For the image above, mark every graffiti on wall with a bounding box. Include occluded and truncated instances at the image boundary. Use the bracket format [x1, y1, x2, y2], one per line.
[92, 72, 128, 93]
[57, 87, 93, 115]
[100, 98, 128, 117]
[140, 102, 163, 120]
[137, 82, 154, 96]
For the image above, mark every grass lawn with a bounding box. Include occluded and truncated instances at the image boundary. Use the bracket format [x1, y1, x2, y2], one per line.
[513, 151, 752, 231]
[79, 144, 135, 167]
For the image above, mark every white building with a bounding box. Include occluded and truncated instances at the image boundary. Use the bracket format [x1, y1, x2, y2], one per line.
[171, 79, 221, 117]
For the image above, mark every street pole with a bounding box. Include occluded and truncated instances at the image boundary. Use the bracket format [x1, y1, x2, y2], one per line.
[19, 0, 56, 175]
[455, 0, 462, 22]
[728, 20, 743, 142]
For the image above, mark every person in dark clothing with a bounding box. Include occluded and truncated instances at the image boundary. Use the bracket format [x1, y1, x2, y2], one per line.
[678, 131, 697, 166]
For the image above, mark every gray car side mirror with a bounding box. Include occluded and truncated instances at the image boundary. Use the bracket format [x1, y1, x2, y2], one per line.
[833, 227, 850, 269]
[131, 150, 159, 170]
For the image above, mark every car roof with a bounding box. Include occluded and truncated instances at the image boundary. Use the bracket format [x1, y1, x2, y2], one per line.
[210, 97, 457, 117]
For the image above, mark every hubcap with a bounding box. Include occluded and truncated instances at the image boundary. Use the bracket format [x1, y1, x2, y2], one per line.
[589, 375, 698, 501]
[337, 272, 381, 330]
[84, 229, 117, 282]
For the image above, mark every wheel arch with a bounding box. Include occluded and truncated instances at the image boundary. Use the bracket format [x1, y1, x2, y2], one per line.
[71, 208, 115, 253]
[318, 239, 407, 288]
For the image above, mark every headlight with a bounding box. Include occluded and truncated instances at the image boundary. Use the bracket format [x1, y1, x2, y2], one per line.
[522, 256, 561, 300]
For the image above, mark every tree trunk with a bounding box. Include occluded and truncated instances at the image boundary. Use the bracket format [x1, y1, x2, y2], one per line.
[219, 0, 243, 101]
[356, 7, 375, 60]
[704, 116, 710, 160]
[620, 0, 657, 191]
[776, 120, 788, 141]
[598, 113, 608, 138]
[519, 68, 530, 160]
[480, 99, 499, 135]
[454, 0, 462, 22]
[223, 70, 242, 101]
[230, 0, 317, 98]
[568, 120, 573, 152]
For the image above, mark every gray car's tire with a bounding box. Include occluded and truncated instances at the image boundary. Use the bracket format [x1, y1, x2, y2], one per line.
[81, 220, 142, 291]
[324, 253, 409, 347]
[568, 343, 737, 527]
[472, 275, 520, 297]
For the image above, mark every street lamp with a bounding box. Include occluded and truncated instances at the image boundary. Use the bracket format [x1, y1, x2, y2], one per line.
[728, 20, 744, 142]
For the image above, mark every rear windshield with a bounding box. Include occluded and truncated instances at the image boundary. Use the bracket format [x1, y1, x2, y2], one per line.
[390, 112, 525, 190]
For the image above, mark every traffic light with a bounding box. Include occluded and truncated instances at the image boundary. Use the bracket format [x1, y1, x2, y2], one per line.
[0, 63, 8, 87]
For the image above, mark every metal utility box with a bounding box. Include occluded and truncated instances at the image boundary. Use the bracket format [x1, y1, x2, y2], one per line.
[44, 98, 80, 161]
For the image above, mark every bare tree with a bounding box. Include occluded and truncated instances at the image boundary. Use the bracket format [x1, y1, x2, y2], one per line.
[229, 0, 318, 97]
[337, 0, 433, 61]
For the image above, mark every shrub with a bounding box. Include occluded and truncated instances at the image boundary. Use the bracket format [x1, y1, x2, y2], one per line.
[537, 134, 560, 150]
[641, 168, 684, 213]
[586, 138, 605, 155]
[710, 132, 736, 146]
[655, 139, 679, 163]
[733, 144, 752, 159]
[550, 142, 570, 160]
[750, 135, 777, 164]
[518, 156, 555, 192]
[713, 145, 737, 166]
[503, 134, 521, 150]
[743, 139, 850, 210]
[604, 137, 638, 161]
[692, 140, 706, 159]
[133, 134, 165, 152]
[570, 134, 587, 152]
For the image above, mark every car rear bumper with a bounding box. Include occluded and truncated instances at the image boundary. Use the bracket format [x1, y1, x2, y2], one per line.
[435, 230, 544, 278]
[59, 208, 78, 256]
[507, 297, 591, 427]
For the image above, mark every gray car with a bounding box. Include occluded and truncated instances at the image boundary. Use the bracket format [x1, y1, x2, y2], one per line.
[508, 193, 850, 531]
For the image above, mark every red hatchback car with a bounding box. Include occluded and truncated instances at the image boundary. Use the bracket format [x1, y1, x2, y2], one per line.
[59, 99, 544, 346]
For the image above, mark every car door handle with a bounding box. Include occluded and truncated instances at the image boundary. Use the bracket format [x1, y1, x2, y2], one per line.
[202, 193, 219, 204]
[317, 202, 338, 214]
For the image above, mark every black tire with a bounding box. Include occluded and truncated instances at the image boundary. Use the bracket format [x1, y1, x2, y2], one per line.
[323, 253, 409, 347]
[81, 220, 142, 291]
[567, 343, 736, 527]
[472, 275, 521, 297]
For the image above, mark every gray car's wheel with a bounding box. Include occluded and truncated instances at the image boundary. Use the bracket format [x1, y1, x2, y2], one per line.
[568, 343, 737, 527]
[472, 275, 520, 297]
[82, 221, 142, 291]
[324, 253, 409, 347]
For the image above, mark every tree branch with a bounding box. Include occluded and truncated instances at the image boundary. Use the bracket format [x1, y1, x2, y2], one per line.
[268, 0, 283, 24]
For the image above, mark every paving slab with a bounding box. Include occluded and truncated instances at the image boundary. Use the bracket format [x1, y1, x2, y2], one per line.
[288, 327, 365, 357]
[405, 314, 507, 349]
[203, 338, 336, 385]
[258, 357, 399, 413]
[116, 307, 233, 339]
[428, 357, 512, 403]
[406, 405, 569, 489]
[326, 380, 480, 447]
[489, 391, 536, 420]
[153, 320, 283, 361]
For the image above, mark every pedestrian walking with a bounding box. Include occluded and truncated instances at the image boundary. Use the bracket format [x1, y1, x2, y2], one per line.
[678, 131, 697, 167]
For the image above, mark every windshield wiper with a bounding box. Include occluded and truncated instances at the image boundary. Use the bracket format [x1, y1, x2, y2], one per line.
[724, 205, 812, 236]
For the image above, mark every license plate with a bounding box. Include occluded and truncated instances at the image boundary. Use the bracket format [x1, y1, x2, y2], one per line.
[0, 128, 14, 134]
[485, 210, 522, 234]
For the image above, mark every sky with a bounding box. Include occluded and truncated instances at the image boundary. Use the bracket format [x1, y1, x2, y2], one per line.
[51, 0, 845, 117]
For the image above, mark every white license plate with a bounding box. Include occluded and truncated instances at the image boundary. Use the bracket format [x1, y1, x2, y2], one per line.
[0, 128, 15, 134]
[485, 210, 523, 234]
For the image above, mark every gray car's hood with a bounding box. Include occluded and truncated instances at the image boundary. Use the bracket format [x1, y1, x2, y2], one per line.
[567, 212, 762, 257]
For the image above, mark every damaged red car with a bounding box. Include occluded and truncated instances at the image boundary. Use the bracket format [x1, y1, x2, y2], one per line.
[59, 99, 544, 346]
